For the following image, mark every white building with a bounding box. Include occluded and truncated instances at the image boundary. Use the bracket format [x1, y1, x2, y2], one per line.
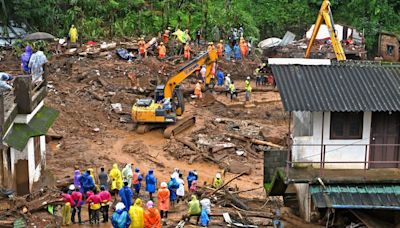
[265, 60, 400, 225]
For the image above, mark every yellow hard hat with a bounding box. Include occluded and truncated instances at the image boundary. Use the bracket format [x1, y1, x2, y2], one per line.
[160, 42, 164, 45]
[220, 40, 223, 43]
[210, 42, 214, 44]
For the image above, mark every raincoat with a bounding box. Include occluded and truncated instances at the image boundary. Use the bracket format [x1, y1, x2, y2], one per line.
[157, 186, 170, 211]
[132, 169, 143, 193]
[200, 198, 211, 214]
[190, 180, 197, 193]
[110, 164, 123, 190]
[158, 45, 166, 59]
[28, 50, 48, 83]
[167, 178, 180, 202]
[213, 177, 223, 188]
[122, 164, 133, 187]
[128, 199, 144, 228]
[119, 185, 133, 211]
[200, 208, 209, 226]
[217, 43, 224, 58]
[21, 46, 32, 73]
[80, 172, 95, 193]
[224, 44, 232, 61]
[144, 207, 161, 228]
[188, 195, 201, 215]
[145, 170, 157, 193]
[187, 171, 196, 191]
[112, 206, 131, 228]
[217, 70, 224, 86]
[176, 177, 185, 197]
[69, 25, 78, 43]
[239, 40, 248, 57]
[233, 44, 241, 60]
[88, 168, 96, 185]
[73, 170, 81, 190]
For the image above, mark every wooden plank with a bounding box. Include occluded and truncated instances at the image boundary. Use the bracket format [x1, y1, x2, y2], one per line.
[14, 76, 33, 114]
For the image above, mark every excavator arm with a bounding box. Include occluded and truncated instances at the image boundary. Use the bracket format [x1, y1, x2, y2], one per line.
[305, 0, 346, 61]
[163, 49, 218, 99]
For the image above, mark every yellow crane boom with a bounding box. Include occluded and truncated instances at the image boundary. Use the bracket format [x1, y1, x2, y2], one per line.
[305, 0, 346, 61]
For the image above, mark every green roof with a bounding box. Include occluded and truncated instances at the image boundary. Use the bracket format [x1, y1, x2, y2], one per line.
[4, 106, 58, 151]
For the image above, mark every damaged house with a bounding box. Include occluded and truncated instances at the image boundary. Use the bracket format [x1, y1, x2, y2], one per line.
[1, 69, 58, 195]
[264, 59, 400, 226]
[378, 32, 400, 62]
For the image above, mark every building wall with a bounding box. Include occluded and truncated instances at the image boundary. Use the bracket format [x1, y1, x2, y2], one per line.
[292, 112, 372, 169]
[10, 135, 46, 192]
[294, 183, 311, 222]
[379, 34, 399, 62]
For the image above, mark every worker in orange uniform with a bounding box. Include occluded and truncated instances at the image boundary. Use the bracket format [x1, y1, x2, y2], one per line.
[184, 43, 192, 60]
[138, 37, 146, 58]
[217, 40, 224, 58]
[158, 42, 167, 59]
[239, 37, 247, 58]
[194, 80, 202, 99]
[157, 182, 170, 220]
[207, 42, 215, 52]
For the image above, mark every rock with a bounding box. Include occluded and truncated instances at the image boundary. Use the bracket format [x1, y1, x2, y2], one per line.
[111, 103, 123, 113]
[227, 160, 251, 175]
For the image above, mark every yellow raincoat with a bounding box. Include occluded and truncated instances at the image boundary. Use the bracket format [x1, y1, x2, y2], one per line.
[69, 25, 78, 43]
[188, 195, 201, 215]
[88, 168, 96, 185]
[109, 164, 123, 190]
[129, 198, 144, 228]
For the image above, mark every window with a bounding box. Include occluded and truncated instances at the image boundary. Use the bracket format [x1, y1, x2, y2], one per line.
[387, 45, 394, 56]
[330, 112, 363, 139]
[34, 136, 41, 168]
[293, 111, 313, 136]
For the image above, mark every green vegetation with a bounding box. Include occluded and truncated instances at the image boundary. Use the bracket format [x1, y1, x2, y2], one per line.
[1, 0, 400, 53]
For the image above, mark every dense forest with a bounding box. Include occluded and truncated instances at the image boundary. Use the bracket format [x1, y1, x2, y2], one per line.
[1, 0, 400, 52]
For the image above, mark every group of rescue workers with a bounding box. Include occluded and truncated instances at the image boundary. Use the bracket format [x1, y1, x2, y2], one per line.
[61, 164, 224, 227]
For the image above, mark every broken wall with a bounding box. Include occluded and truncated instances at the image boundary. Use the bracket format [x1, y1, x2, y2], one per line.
[378, 34, 400, 62]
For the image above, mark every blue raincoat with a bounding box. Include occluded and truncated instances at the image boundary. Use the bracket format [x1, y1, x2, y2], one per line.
[119, 186, 133, 210]
[217, 70, 224, 86]
[145, 170, 157, 193]
[233, 44, 241, 60]
[112, 208, 131, 228]
[133, 168, 143, 193]
[168, 177, 180, 202]
[21, 46, 32, 73]
[187, 171, 196, 191]
[200, 208, 210, 226]
[224, 44, 232, 61]
[79, 172, 94, 193]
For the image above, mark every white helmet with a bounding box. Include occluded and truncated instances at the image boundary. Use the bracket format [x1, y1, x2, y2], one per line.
[69, 184, 75, 191]
[227, 74, 231, 77]
[216, 173, 221, 179]
[247, 76, 250, 80]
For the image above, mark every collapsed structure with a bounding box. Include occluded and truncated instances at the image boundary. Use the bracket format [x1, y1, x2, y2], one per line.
[264, 59, 400, 226]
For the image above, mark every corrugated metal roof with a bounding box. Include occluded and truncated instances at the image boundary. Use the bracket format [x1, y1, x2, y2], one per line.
[310, 184, 400, 209]
[271, 64, 400, 112]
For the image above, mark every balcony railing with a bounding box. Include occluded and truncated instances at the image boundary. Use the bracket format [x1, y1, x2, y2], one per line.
[286, 143, 400, 178]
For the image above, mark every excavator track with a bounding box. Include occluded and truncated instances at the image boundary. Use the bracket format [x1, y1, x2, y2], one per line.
[163, 116, 196, 139]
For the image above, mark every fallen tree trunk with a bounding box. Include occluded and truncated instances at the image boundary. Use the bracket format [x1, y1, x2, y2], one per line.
[209, 171, 246, 196]
[225, 133, 283, 149]
[225, 189, 249, 210]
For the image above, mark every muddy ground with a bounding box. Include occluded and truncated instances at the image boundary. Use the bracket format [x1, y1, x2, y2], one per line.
[0, 46, 317, 227]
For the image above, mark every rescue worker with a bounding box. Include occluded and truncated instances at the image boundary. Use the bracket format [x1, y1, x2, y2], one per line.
[255, 67, 261, 87]
[239, 37, 247, 58]
[217, 70, 224, 87]
[28, 47, 48, 84]
[157, 182, 170, 219]
[217, 40, 224, 58]
[122, 164, 133, 188]
[98, 167, 109, 190]
[200, 197, 211, 227]
[207, 42, 215, 52]
[233, 43, 241, 60]
[71, 187, 83, 224]
[21, 45, 32, 74]
[184, 29, 191, 43]
[0, 73, 13, 91]
[187, 171, 196, 192]
[119, 181, 133, 211]
[128, 198, 144, 228]
[99, 185, 112, 223]
[186, 195, 201, 224]
[189, 180, 197, 193]
[194, 81, 202, 99]
[162, 28, 170, 44]
[132, 168, 143, 197]
[168, 175, 180, 208]
[88, 168, 96, 185]
[73, 170, 82, 192]
[144, 201, 161, 228]
[200, 65, 207, 83]
[138, 37, 146, 58]
[145, 169, 157, 200]
[80, 170, 95, 194]
[224, 44, 232, 61]
[224, 74, 231, 96]
[176, 173, 185, 204]
[158, 42, 167, 59]
[68, 25, 78, 45]
[109, 164, 123, 195]
[245, 76, 252, 101]
[87, 189, 102, 224]
[61, 188, 73, 226]
[184, 43, 191, 60]
[213, 173, 223, 188]
[229, 81, 237, 101]
[112, 202, 131, 228]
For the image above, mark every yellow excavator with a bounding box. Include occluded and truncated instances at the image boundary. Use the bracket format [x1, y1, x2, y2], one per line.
[131, 49, 218, 138]
[305, 0, 346, 61]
